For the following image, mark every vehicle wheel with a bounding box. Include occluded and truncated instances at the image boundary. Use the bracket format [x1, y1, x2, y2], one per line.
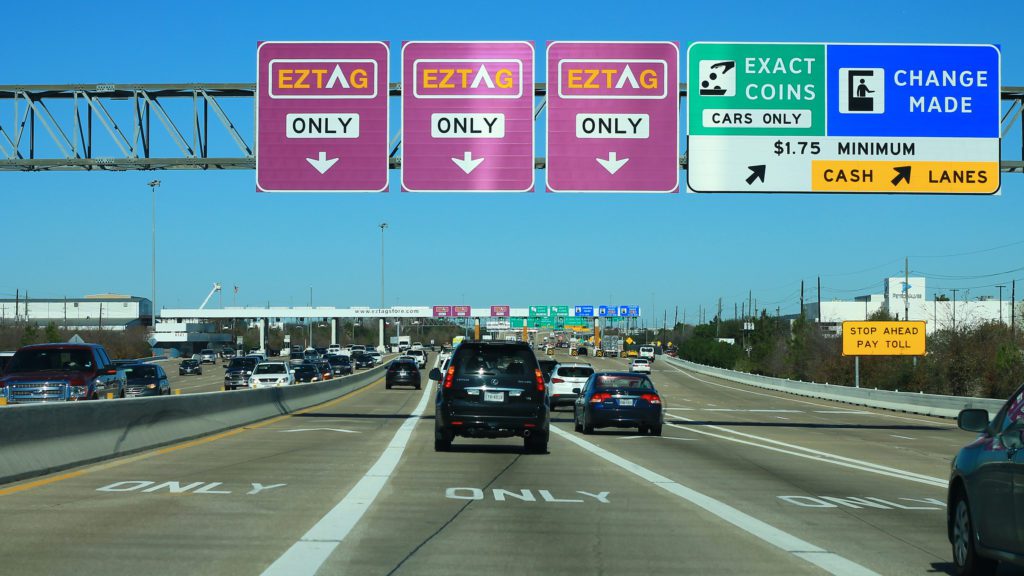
[650, 426, 663, 437]
[583, 414, 594, 435]
[638, 425, 649, 435]
[525, 431, 548, 454]
[952, 492, 998, 576]
[574, 411, 583, 432]
[386, 383, 392, 389]
[119, 389, 125, 399]
[434, 427, 453, 452]
[416, 385, 421, 390]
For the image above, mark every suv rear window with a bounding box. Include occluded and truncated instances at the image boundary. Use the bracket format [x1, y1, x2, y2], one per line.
[556, 366, 594, 378]
[452, 344, 539, 388]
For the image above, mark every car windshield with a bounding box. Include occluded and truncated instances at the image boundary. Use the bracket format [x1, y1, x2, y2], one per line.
[557, 366, 594, 378]
[5, 349, 94, 373]
[229, 359, 257, 370]
[594, 375, 654, 390]
[255, 364, 286, 375]
[124, 365, 157, 379]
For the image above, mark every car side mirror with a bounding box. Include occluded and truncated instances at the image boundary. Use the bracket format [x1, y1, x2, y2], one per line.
[957, 409, 990, 433]
[429, 368, 442, 381]
[572, 388, 581, 395]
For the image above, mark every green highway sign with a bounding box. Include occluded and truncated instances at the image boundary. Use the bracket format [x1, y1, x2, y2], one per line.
[551, 305, 570, 316]
[688, 43, 826, 138]
[529, 305, 549, 317]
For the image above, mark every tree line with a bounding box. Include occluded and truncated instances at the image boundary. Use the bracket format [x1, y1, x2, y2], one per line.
[647, 310, 1023, 400]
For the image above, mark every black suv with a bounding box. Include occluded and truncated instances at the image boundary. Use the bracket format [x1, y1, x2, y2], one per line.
[430, 341, 549, 453]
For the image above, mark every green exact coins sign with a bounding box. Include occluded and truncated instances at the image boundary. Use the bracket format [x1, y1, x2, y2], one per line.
[688, 43, 826, 137]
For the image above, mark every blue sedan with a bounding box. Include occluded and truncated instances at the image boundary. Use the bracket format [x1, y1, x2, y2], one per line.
[573, 372, 663, 436]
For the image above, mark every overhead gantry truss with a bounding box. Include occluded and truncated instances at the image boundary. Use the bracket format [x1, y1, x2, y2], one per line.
[0, 83, 1021, 173]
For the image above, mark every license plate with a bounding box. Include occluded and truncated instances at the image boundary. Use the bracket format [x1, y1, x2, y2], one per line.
[484, 391, 504, 402]
[617, 398, 635, 407]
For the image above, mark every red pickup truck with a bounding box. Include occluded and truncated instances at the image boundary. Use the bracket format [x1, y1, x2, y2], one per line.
[0, 343, 126, 404]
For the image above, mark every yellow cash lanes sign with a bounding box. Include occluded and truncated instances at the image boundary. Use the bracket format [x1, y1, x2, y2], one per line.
[842, 321, 926, 356]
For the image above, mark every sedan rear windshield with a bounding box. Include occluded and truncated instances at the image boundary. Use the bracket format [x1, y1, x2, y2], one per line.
[228, 358, 258, 369]
[556, 367, 594, 378]
[6, 349, 94, 373]
[255, 364, 287, 374]
[594, 375, 653, 390]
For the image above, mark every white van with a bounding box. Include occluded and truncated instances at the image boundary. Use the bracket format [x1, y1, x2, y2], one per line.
[639, 346, 656, 362]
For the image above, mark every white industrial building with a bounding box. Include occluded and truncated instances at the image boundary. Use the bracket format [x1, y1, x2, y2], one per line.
[805, 277, 1016, 335]
[0, 294, 152, 330]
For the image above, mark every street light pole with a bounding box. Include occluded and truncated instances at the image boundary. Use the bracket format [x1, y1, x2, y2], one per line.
[379, 222, 388, 352]
[148, 180, 160, 327]
[997, 285, 1006, 324]
[309, 286, 313, 348]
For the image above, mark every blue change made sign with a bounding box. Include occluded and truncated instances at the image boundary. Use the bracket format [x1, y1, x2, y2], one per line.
[825, 44, 999, 138]
[574, 305, 595, 317]
[598, 305, 618, 317]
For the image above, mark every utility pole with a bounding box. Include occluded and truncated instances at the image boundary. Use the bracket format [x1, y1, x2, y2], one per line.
[674, 305, 678, 328]
[800, 280, 804, 317]
[997, 284, 1006, 324]
[904, 256, 910, 322]
[1013, 280, 1017, 338]
[817, 276, 822, 323]
[716, 298, 721, 337]
[951, 288, 959, 331]
[748, 290, 753, 323]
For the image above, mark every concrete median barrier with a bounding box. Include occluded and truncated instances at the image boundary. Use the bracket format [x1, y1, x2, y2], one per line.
[0, 365, 387, 485]
[660, 355, 1004, 419]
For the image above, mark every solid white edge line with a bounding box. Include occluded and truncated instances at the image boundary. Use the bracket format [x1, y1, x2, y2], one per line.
[260, 383, 433, 576]
[667, 363, 947, 425]
[551, 426, 881, 576]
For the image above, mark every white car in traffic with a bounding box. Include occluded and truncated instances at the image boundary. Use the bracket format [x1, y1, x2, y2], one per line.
[549, 362, 595, 410]
[405, 349, 427, 368]
[630, 358, 652, 374]
[248, 362, 295, 388]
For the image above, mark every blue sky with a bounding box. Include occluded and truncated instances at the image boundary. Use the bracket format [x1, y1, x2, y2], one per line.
[2, 0, 1022, 325]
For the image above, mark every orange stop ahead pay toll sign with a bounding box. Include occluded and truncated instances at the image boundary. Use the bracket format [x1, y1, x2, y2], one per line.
[842, 321, 926, 356]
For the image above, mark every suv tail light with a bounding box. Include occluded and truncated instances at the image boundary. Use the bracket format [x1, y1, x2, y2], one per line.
[590, 392, 612, 404]
[641, 393, 661, 405]
[534, 369, 545, 392]
[443, 366, 455, 389]
[551, 377, 564, 384]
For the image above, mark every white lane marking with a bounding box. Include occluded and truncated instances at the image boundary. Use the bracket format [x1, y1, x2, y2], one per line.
[666, 408, 802, 414]
[280, 428, 359, 434]
[815, 410, 871, 415]
[618, 435, 695, 441]
[260, 384, 432, 576]
[666, 364, 947, 426]
[663, 417, 946, 488]
[890, 435, 915, 441]
[552, 427, 880, 576]
[775, 416, 790, 420]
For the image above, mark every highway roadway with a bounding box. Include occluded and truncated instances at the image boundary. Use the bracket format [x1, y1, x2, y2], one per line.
[0, 351, 1012, 575]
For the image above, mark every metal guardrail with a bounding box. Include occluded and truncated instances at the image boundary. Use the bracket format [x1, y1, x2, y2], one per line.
[660, 355, 1005, 419]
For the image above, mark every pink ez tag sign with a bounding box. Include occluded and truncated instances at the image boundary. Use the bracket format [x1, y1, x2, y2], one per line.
[546, 41, 679, 193]
[256, 41, 390, 193]
[401, 41, 535, 193]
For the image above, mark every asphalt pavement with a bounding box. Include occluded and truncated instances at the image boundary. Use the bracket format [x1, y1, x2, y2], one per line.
[0, 350, 1017, 575]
